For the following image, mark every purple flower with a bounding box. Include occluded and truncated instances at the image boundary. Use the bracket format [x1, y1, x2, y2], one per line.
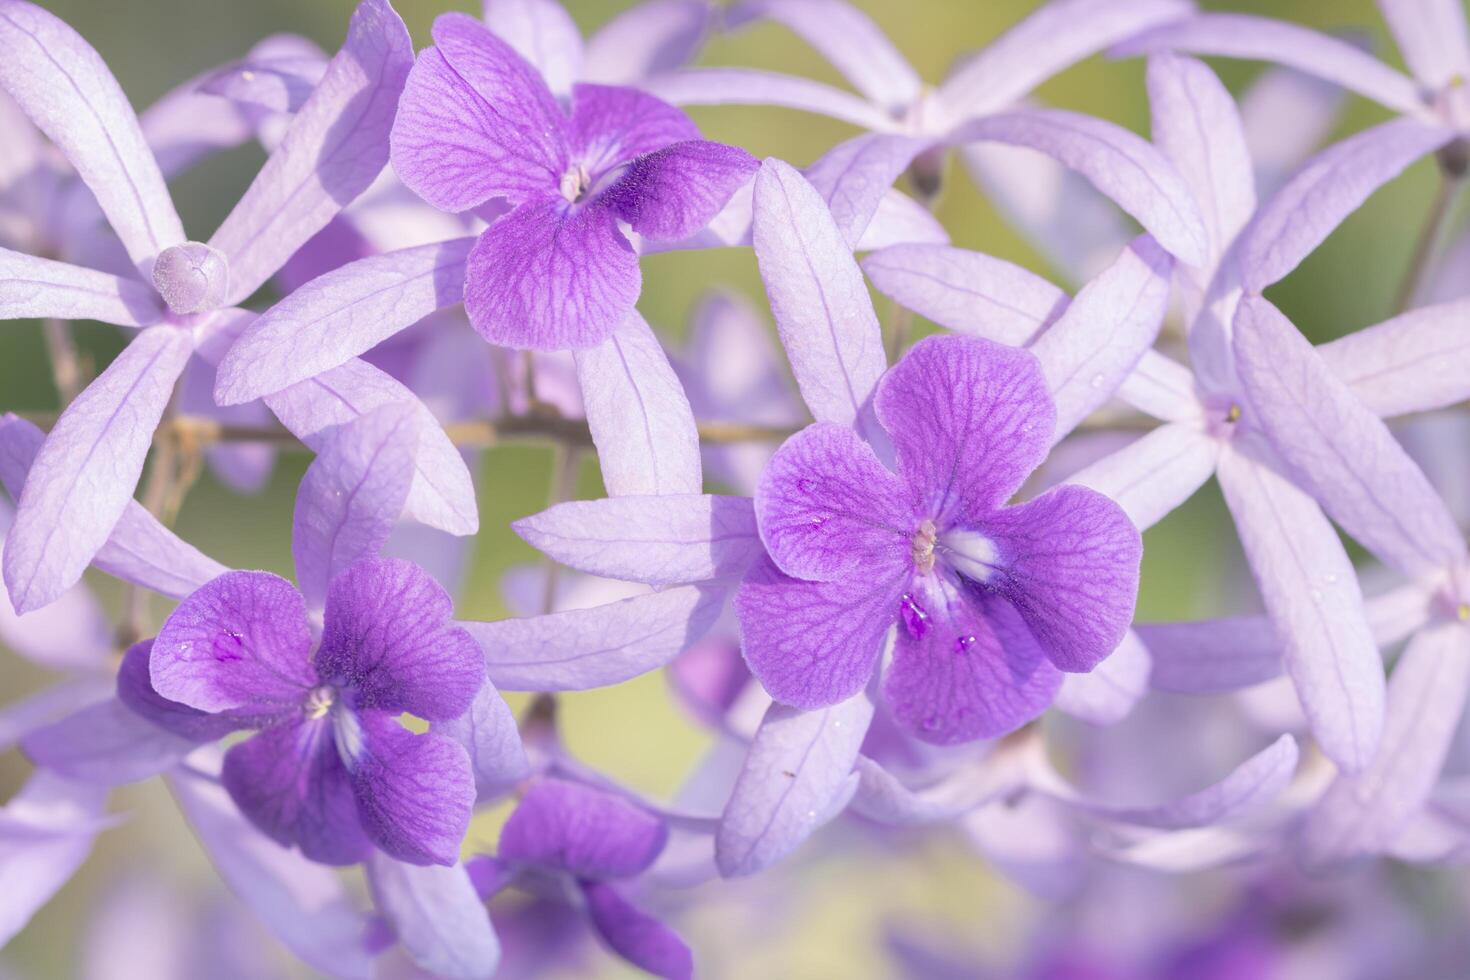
[140, 558, 484, 866]
[735, 334, 1141, 745]
[471, 777, 693, 980]
[389, 12, 757, 351]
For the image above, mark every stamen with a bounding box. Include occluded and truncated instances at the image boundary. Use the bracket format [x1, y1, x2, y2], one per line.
[911, 519, 937, 574]
[939, 528, 999, 583]
[303, 685, 335, 721]
[559, 164, 591, 204]
[1225, 404, 1241, 423]
[1458, 602, 1469, 622]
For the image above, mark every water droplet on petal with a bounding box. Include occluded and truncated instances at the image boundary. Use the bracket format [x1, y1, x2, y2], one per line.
[809, 515, 826, 528]
[1089, 373, 1105, 389]
[899, 593, 929, 637]
[954, 635, 977, 654]
[1324, 573, 1338, 585]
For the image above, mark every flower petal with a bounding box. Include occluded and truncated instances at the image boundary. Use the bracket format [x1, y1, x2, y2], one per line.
[483, 0, 583, 99]
[574, 311, 702, 494]
[513, 493, 762, 587]
[21, 697, 199, 786]
[215, 237, 476, 405]
[752, 158, 886, 434]
[317, 558, 484, 721]
[1064, 422, 1219, 532]
[568, 82, 698, 177]
[391, 12, 567, 213]
[581, 881, 693, 980]
[640, 67, 894, 131]
[715, 690, 872, 877]
[735, 555, 902, 708]
[431, 681, 529, 801]
[464, 197, 639, 350]
[1318, 298, 1470, 419]
[0, 772, 112, 946]
[0, 248, 162, 325]
[293, 406, 417, 612]
[366, 854, 501, 980]
[1234, 294, 1466, 578]
[1029, 235, 1172, 441]
[582, 0, 711, 84]
[223, 719, 373, 866]
[756, 423, 910, 582]
[351, 715, 475, 866]
[1378, 0, 1470, 89]
[501, 777, 667, 878]
[0, 0, 184, 268]
[1216, 435, 1385, 774]
[115, 639, 242, 742]
[3, 327, 191, 613]
[602, 139, 758, 241]
[1237, 66, 1348, 200]
[951, 108, 1209, 268]
[861, 243, 1067, 344]
[470, 582, 726, 691]
[151, 570, 315, 714]
[850, 748, 1029, 827]
[209, 0, 414, 305]
[876, 334, 1054, 525]
[1140, 615, 1284, 693]
[1053, 628, 1151, 725]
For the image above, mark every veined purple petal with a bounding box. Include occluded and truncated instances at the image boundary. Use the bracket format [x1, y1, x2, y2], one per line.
[640, 68, 895, 132]
[292, 406, 417, 612]
[574, 311, 702, 494]
[1065, 423, 1218, 532]
[514, 494, 761, 587]
[464, 196, 639, 350]
[730, 0, 920, 112]
[215, 237, 476, 405]
[877, 334, 1054, 526]
[0, 414, 229, 602]
[1115, 13, 1427, 116]
[366, 854, 501, 979]
[471, 581, 726, 691]
[1234, 295, 1466, 578]
[1300, 621, 1470, 866]
[1146, 54, 1254, 265]
[1217, 435, 1385, 774]
[735, 555, 903, 709]
[884, 584, 1062, 744]
[392, 12, 568, 213]
[1318, 298, 1470, 419]
[209, 0, 413, 305]
[939, 0, 1193, 119]
[483, 0, 583, 99]
[501, 777, 666, 878]
[951, 109, 1209, 268]
[168, 759, 375, 978]
[431, 681, 529, 801]
[601, 139, 758, 242]
[317, 558, 483, 721]
[581, 881, 693, 980]
[116, 640, 242, 743]
[351, 714, 475, 866]
[223, 718, 373, 866]
[21, 697, 199, 786]
[3, 326, 191, 613]
[752, 158, 886, 432]
[1241, 117, 1454, 292]
[861, 243, 1067, 344]
[1054, 628, 1151, 725]
[979, 484, 1141, 673]
[0, 0, 184, 269]
[265, 358, 479, 535]
[1378, 0, 1470, 89]
[151, 570, 315, 715]
[0, 772, 111, 946]
[716, 691, 872, 877]
[802, 133, 933, 250]
[1030, 235, 1171, 441]
[1114, 350, 1202, 424]
[568, 83, 698, 178]
[0, 248, 163, 325]
[582, 0, 710, 84]
[756, 423, 910, 582]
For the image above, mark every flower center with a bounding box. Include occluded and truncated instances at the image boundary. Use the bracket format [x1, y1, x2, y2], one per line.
[303, 684, 336, 720]
[911, 519, 937, 574]
[559, 164, 591, 204]
[938, 528, 999, 584]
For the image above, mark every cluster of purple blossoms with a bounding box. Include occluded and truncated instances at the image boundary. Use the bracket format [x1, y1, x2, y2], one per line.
[3, 0, 1470, 975]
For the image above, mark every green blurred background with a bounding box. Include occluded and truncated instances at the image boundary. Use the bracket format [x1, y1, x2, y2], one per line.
[0, 0, 1448, 976]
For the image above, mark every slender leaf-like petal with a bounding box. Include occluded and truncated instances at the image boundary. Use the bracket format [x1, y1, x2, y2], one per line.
[0, 0, 184, 268]
[1142, 616, 1283, 693]
[1217, 436, 1384, 774]
[1318, 298, 1470, 419]
[1030, 235, 1172, 441]
[850, 746, 1027, 826]
[216, 237, 475, 405]
[4, 327, 191, 612]
[21, 698, 199, 786]
[1114, 350, 1202, 424]
[265, 358, 478, 535]
[1240, 117, 1454, 292]
[952, 109, 1209, 267]
[583, 0, 711, 84]
[0, 772, 112, 946]
[0, 249, 162, 326]
[432, 682, 529, 801]
[752, 159, 886, 435]
[514, 494, 760, 587]
[209, 0, 414, 305]
[468, 583, 727, 691]
[1235, 295, 1466, 578]
[483, 0, 583, 99]
[641, 68, 894, 132]
[1053, 629, 1151, 725]
[803, 133, 929, 250]
[716, 691, 873, 877]
[366, 854, 500, 980]
[575, 312, 702, 496]
[861, 243, 1066, 344]
[1376, 0, 1470, 89]
[1065, 423, 1218, 532]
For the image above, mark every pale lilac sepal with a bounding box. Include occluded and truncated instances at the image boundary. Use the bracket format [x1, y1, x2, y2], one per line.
[366, 853, 500, 979]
